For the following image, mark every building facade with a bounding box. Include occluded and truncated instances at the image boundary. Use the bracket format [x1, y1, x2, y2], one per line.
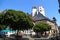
[31, 6, 59, 37]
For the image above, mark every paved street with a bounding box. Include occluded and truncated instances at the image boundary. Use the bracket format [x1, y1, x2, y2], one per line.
[0, 38, 14, 40]
[0, 37, 29, 40]
[0, 37, 59, 40]
[0, 35, 60, 40]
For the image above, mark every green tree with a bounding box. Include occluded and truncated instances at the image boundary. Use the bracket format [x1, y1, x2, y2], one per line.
[0, 9, 33, 37]
[33, 22, 51, 36]
[0, 25, 6, 30]
[0, 13, 7, 30]
[3, 9, 33, 30]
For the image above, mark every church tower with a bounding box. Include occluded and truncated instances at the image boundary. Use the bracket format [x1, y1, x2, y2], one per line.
[38, 6, 45, 16]
[32, 6, 37, 17]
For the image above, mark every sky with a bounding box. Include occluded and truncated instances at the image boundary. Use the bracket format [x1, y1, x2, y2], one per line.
[0, 0, 60, 26]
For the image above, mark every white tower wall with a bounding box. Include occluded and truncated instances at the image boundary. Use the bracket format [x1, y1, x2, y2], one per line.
[32, 7, 37, 17]
[38, 6, 45, 16]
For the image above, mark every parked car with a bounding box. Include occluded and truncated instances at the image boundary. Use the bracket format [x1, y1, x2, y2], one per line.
[0, 31, 6, 38]
[0, 29, 17, 37]
[5, 31, 17, 37]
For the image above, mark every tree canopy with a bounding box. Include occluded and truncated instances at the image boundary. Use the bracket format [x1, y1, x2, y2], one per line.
[0, 13, 6, 30]
[33, 22, 51, 33]
[0, 9, 33, 30]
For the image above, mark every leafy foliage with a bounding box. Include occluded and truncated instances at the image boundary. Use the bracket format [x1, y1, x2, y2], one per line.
[0, 9, 33, 30]
[33, 22, 51, 33]
[0, 25, 6, 30]
[0, 13, 7, 30]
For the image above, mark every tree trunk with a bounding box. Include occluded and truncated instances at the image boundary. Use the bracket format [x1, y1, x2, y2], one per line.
[40, 32, 43, 37]
[16, 30, 23, 40]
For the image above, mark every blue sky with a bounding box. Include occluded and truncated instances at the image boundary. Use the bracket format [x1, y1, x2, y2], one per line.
[0, 0, 60, 26]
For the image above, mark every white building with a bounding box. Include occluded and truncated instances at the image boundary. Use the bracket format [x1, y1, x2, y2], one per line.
[32, 6, 45, 17]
